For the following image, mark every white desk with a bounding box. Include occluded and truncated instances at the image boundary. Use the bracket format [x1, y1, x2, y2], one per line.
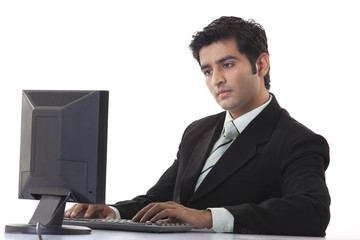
[3, 229, 360, 240]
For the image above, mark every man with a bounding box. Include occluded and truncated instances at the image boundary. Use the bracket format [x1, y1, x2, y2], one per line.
[65, 16, 330, 236]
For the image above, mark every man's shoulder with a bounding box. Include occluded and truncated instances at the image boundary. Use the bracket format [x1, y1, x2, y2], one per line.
[263, 94, 320, 136]
[194, 111, 225, 123]
[187, 111, 225, 130]
[179, 112, 225, 141]
[278, 108, 317, 136]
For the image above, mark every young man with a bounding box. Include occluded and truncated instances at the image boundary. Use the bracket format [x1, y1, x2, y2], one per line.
[65, 16, 330, 236]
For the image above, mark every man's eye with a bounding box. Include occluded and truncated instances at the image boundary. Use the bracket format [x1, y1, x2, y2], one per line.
[203, 69, 213, 76]
[223, 63, 233, 68]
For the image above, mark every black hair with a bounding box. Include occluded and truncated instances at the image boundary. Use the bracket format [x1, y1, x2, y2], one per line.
[189, 16, 270, 89]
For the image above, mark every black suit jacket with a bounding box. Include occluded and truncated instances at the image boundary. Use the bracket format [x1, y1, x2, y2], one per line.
[114, 95, 330, 236]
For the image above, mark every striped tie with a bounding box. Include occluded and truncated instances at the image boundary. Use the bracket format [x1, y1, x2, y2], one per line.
[194, 120, 239, 191]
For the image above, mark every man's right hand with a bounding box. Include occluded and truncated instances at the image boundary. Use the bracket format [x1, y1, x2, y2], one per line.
[64, 204, 116, 219]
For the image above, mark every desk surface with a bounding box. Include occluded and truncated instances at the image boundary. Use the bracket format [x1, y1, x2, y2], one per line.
[3, 229, 360, 240]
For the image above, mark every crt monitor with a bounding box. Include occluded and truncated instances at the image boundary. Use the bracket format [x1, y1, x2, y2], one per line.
[5, 90, 109, 235]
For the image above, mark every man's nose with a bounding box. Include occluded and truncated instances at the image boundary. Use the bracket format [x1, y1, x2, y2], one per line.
[211, 70, 225, 86]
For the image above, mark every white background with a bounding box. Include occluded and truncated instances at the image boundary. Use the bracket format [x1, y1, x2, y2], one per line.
[1, 0, 359, 238]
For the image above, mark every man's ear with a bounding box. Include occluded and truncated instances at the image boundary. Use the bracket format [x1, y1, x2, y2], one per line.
[256, 53, 270, 78]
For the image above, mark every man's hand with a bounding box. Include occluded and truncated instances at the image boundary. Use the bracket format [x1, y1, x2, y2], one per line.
[64, 204, 115, 219]
[132, 201, 213, 229]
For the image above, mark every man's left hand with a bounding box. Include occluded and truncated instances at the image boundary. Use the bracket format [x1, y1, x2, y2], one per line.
[132, 201, 213, 229]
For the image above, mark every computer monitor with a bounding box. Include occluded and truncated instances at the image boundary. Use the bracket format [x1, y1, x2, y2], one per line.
[5, 90, 109, 235]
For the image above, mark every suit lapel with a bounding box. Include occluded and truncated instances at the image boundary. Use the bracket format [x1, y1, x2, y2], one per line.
[189, 95, 283, 204]
[179, 114, 225, 204]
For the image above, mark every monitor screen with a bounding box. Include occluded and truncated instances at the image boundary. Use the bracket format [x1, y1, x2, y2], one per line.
[5, 90, 109, 235]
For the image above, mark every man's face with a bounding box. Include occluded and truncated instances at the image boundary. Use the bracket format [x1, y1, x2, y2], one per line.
[199, 38, 269, 119]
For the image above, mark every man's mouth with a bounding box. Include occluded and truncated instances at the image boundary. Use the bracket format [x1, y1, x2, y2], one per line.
[217, 89, 231, 98]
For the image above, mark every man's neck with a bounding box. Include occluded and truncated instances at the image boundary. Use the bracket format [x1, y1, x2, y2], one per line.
[229, 92, 270, 119]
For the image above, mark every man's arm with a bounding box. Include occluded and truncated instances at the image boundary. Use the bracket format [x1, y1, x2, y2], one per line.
[225, 134, 330, 236]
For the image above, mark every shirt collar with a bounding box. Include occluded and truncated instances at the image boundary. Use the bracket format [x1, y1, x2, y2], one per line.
[224, 94, 273, 134]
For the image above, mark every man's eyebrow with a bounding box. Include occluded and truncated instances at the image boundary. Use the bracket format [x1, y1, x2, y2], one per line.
[200, 55, 239, 70]
[200, 64, 210, 71]
[216, 55, 238, 64]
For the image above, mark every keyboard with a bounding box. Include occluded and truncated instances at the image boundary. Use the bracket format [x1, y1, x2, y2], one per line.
[63, 218, 193, 233]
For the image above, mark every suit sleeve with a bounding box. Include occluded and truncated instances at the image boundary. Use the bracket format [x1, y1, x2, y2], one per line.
[225, 134, 330, 236]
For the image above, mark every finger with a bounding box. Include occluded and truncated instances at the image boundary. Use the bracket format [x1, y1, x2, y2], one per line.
[133, 202, 179, 222]
[140, 205, 159, 222]
[151, 208, 180, 223]
[84, 204, 98, 218]
[69, 204, 88, 218]
[140, 202, 177, 222]
[64, 204, 76, 217]
[132, 204, 154, 222]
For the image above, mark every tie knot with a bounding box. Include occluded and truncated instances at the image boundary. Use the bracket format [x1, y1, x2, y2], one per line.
[223, 121, 239, 140]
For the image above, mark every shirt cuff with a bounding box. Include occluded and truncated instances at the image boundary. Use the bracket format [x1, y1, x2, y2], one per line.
[207, 207, 234, 232]
[109, 206, 121, 219]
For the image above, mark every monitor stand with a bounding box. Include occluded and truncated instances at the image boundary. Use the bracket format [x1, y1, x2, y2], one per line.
[5, 193, 91, 235]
